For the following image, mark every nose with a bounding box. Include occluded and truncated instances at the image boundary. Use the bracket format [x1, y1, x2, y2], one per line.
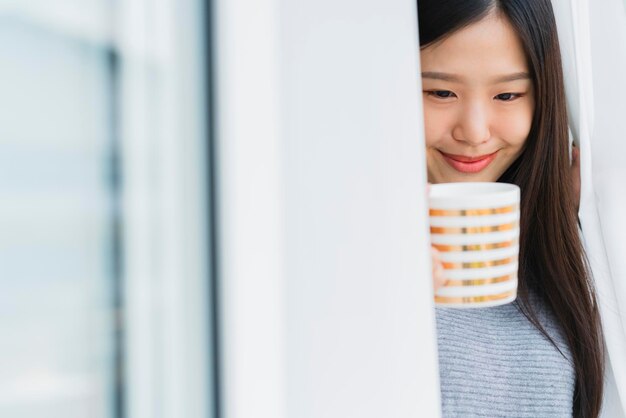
[452, 101, 491, 145]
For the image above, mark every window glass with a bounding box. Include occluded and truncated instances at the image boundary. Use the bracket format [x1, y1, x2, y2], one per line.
[0, 3, 118, 417]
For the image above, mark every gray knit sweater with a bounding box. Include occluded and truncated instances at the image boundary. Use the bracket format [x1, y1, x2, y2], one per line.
[435, 296, 575, 418]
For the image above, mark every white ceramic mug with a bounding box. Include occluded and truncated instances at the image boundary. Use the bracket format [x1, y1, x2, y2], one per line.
[429, 182, 520, 308]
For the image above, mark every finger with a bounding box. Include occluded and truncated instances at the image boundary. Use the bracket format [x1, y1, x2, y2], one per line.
[433, 264, 448, 292]
[571, 145, 580, 166]
[431, 247, 447, 292]
[570, 145, 581, 212]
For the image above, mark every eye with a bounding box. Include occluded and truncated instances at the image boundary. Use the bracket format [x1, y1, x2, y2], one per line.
[425, 90, 457, 99]
[494, 92, 523, 101]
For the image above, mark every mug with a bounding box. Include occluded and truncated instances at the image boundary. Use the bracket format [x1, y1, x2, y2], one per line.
[429, 182, 520, 308]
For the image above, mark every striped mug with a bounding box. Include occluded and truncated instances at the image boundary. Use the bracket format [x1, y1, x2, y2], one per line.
[429, 182, 520, 308]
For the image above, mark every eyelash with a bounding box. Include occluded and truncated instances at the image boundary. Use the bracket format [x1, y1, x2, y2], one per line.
[494, 93, 524, 101]
[424, 90, 525, 101]
[425, 90, 456, 99]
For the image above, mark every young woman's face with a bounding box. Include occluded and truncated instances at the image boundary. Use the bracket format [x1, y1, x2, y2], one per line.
[420, 12, 535, 183]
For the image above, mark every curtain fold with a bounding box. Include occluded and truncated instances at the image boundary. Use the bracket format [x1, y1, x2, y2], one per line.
[552, 1, 626, 416]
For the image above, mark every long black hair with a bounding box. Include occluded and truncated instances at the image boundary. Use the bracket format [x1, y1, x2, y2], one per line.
[418, 1, 605, 417]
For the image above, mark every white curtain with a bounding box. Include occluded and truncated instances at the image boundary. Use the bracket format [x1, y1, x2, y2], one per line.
[552, 1, 626, 416]
[213, 0, 442, 416]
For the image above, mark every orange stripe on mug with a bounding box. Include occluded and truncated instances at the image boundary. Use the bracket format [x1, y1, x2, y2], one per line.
[434, 289, 516, 304]
[429, 205, 518, 217]
[442, 257, 516, 270]
[430, 222, 517, 234]
[445, 274, 514, 287]
[432, 241, 516, 252]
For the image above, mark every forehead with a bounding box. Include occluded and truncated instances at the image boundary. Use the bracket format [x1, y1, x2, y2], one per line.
[420, 12, 530, 82]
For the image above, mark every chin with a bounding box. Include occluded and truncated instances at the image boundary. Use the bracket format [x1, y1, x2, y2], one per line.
[433, 173, 496, 184]
[433, 166, 505, 183]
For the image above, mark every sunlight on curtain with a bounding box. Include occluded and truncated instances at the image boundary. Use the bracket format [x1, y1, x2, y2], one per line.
[552, 0, 626, 416]
[588, 0, 626, 415]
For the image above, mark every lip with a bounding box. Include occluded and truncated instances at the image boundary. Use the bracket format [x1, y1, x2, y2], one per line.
[440, 150, 498, 173]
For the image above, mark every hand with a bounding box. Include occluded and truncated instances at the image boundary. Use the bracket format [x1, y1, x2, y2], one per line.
[570, 144, 581, 213]
[431, 246, 447, 293]
[427, 182, 448, 293]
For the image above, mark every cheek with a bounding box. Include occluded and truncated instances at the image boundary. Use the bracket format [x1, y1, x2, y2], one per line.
[494, 107, 534, 147]
[423, 106, 450, 147]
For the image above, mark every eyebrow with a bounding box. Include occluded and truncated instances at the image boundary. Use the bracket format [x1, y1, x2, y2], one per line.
[493, 72, 531, 83]
[421, 71, 531, 83]
[421, 72, 462, 82]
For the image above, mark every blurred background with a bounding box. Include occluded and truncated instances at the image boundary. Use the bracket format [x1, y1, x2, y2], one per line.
[0, 1, 214, 417]
[1, 1, 121, 417]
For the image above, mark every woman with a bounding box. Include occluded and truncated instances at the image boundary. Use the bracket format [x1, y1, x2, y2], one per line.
[420, 0, 604, 417]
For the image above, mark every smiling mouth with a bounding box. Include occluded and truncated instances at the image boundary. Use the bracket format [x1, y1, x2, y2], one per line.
[439, 150, 499, 173]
